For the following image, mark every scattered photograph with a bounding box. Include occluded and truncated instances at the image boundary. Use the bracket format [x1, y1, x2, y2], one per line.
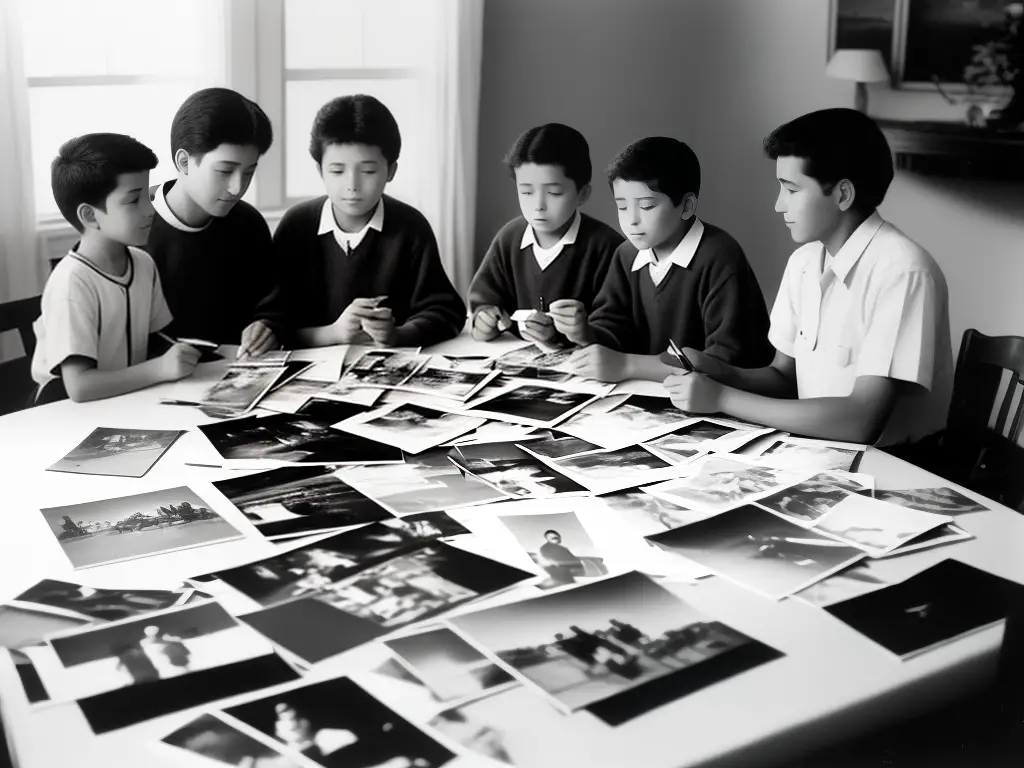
[433, 354, 494, 372]
[335, 402, 486, 454]
[213, 465, 393, 540]
[295, 397, 372, 424]
[11, 579, 188, 622]
[498, 511, 609, 589]
[39, 486, 245, 569]
[257, 378, 334, 414]
[161, 712, 305, 767]
[449, 571, 757, 713]
[808, 495, 953, 557]
[394, 365, 501, 402]
[491, 343, 574, 383]
[46, 427, 185, 478]
[600, 491, 713, 533]
[643, 457, 808, 513]
[872, 487, 988, 516]
[464, 384, 599, 428]
[547, 445, 683, 494]
[758, 439, 862, 472]
[825, 559, 1022, 659]
[201, 365, 286, 414]
[516, 434, 601, 460]
[557, 394, 694, 450]
[384, 511, 470, 539]
[756, 471, 870, 526]
[794, 559, 900, 608]
[876, 523, 973, 558]
[222, 676, 454, 768]
[647, 505, 865, 599]
[337, 349, 429, 389]
[449, 441, 589, 499]
[651, 419, 737, 446]
[385, 626, 515, 704]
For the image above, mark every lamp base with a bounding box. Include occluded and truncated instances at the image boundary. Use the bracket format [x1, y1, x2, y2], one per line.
[855, 81, 868, 114]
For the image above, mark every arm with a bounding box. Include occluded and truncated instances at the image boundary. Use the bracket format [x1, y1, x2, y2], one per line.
[583, 255, 634, 350]
[680, 347, 798, 398]
[699, 263, 773, 366]
[467, 230, 515, 315]
[247, 211, 289, 335]
[393, 222, 467, 347]
[61, 343, 200, 403]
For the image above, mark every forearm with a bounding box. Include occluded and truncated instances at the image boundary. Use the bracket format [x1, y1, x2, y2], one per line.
[717, 386, 880, 443]
[714, 364, 796, 398]
[627, 354, 677, 383]
[295, 325, 343, 348]
[66, 360, 169, 402]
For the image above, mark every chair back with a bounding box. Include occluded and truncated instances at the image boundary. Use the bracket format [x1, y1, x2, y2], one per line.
[0, 295, 42, 360]
[948, 329, 1024, 443]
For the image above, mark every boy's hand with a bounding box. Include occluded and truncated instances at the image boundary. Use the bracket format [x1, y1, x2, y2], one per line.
[679, 347, 729, 379]
[238, 320, 278, 360]
[159, 343, 202, 381]
[471, 306, 512, 341]
[519, 312, 556, 344]
[548, 299, 593, 346]
[335, 298, 382, 344]
[567, 344, 632, 383]
[361, 307, 398, 347]
[664, 372, 723, 413]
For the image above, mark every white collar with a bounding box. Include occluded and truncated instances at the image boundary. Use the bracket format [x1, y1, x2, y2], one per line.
[826, 211, 884, 283]
[318, 197, 385, 242]
[631, 217, 704, 272]
[151, 181, 210, 233]
[520, 210, 582, 251]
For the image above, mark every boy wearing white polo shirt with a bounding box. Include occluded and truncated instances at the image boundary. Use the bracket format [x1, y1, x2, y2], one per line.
[32, 134, 201, 403]
[665, 109, 953, 446]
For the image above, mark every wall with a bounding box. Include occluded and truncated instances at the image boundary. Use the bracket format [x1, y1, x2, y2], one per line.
[476, 0, 1024, 348]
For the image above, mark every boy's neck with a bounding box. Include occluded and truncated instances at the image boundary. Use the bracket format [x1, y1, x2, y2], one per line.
[533, 211, 576, 250]
[331, 200, 377, 234]
[651, 217, 694, 262]
[822, 209, 873, 260]
[166, 179, 213, 228]
[75, 232, 130, 276]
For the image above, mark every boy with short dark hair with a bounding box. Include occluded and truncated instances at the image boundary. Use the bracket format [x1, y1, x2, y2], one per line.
[274, 94, 466, 348]
[147, 87, 285, 359]
[666, 109, 953, 446]
[468, 123, 623, 344]
[33, 133, 201, 402]
[553, 136, 773, 382]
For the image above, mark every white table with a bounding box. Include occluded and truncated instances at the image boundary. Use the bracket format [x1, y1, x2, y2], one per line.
[1, 335, 1022, 768]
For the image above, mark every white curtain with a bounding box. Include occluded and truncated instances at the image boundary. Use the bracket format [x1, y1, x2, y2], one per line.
[419, 0, 484, 295]
[0, 0, 41, 359]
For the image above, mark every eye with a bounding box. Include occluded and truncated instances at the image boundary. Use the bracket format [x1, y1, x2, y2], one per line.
[615, 206, 626, 212]
[639, 204, 656, 211]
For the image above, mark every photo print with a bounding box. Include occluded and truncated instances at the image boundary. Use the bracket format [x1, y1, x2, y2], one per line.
[0, 605, 91, 704]
[295, 397, 372, 424]
[756, 471, 871, 526]
[256, 376, 334, 414]
[757, 439, 863, 473]
[516, 434, 601, 461]
[543, 444, 685, 495]
[449, 571, 761, 714]
[222, 676, 454, 768]
[394, 364, 501, 402]
[490, 343, 574, 383]
[464, 383, 601, 429]
[335, 402, 486, 454]
[809, 494, 954, 558]
[11, 579, 189, 622]
[39, 486, 245, 569]
[213, 465, 393, 540]
[600, 491, 715, 534]
[448, 441, 589, 500]
[200, 365, 287, 414]
[643, 457, 810, 514]
[46, 427, 184, 478]
[556, 394, 695, 450]
[872, 487, 989, 516]
[337, 349, 429, 389]
[162, 712, 305, 768]
[498, 510, 609, 589]
[385, 511, 471, 539]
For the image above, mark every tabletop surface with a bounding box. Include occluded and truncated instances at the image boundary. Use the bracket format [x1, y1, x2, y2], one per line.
[1, 334, 1021, 768]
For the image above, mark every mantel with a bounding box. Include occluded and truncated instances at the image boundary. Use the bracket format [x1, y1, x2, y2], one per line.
[875, 118, 1024, 181]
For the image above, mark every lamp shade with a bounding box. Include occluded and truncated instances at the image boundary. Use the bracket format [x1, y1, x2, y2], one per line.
[825, 49, 890, 83]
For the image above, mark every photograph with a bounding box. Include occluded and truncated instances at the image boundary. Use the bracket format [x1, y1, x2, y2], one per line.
[757, 439, 862, 473]
[825, 559, 1021, 659]
[39, 486, 245, 569]
[810, 494, 954, 557]
[872, 487, 989, 515]
[432, 354, 494, 372]
[874, 523, 973, 558]
[0, 604, 89, 652]
[449, 571, 757, 713]
[394, 365, 501, 402]
[516, 434, 602, 461]
[650, 419, 738, 446]
[491, 343, 574, 383]
[296, 397, 373, 424]
[162, 712, 305, 768]
[828, 0, 897, 71]
[547, 445, 682, 494]
[756, 471, 870, 526]
[600, 491, 714, 534]
[201, 365, 287, 413]
[384, 511, 471, 539]
[335, 402, 486, 454]
[793, 559, 900, 608]
[464, 384, 600, 428]
[449, 441, 589, 499]
[223, 676, 455, 768]
[385, 626, 515, 704]
[643, 457, 809, 513]
[198, 414, 404, 465]
[257, 377, 334, 414]
[11, 578, 189, 622]
[647, 505, 866, 600]
[337, 349, 429, 389]
[213, 465, 394, 540]
[498, 510, 609, 589]
[556, 394, 694, 450]
[46, 427, 185, 478]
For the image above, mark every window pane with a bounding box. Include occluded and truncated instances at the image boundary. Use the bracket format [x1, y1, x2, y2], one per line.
[284, 79, 421, 208]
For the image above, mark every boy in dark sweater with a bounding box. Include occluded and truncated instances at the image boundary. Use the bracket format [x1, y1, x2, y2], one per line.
[553, 137, 773, 382]
[147, 88, 285, 358]
[468, 123, 623, 344]
[274, 95, 465, 348]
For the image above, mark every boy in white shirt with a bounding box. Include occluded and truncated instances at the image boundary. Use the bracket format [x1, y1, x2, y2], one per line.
[665, 109, 953, 446]
[32, 133, 200, 402]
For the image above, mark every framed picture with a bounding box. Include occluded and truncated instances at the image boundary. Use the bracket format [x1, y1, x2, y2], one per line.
[828, 0, 899, 77]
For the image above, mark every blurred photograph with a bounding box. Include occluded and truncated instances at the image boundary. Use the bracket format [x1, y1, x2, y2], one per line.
[758, 439, 862, 473]
[12, 579, 188, 622]
[162, 712, 304, 767]
[47, 427, 184, 478]
[336, 403, 485, 454]
[644, 457, 807, 513]
[756, 471, 869, 525]
[873, 487, 988, 515]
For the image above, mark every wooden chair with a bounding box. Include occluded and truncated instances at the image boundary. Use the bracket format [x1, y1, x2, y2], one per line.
[0, 295, 42, 416]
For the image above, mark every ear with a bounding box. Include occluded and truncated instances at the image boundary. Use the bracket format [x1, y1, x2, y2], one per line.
[174, 148, 190, 175]
[387, 161, 398, 183]
[835, 178, 856, 212]
[576, 183, 592, 207]
[680, 192, 698, 221]
[77, 203, 99, 231]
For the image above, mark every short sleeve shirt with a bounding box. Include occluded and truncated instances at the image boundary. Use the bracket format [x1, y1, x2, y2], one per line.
[31, 246, 173, 386]
[768, 213, 953, 446]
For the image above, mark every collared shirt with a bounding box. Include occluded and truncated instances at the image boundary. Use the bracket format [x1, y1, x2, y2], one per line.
[631, 218, 705, 287]
[318, 197, 385, 254]
[520, 210, 582, 271]
[152, 181, 210, 232]
[768, 212, 954, 446]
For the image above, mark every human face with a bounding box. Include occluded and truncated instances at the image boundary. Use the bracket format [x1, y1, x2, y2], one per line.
[545, 532, 561, 544]
[319, 142, 395, 231]
[92, 170, 155, 246]
[773, 156, 842, 245]
[513, 163, 588, 244]
[612, 179, 690, 253]
[179, 143, 260, 218]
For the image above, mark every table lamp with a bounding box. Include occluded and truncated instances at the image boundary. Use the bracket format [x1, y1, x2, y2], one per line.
[825, 49, 890, 114]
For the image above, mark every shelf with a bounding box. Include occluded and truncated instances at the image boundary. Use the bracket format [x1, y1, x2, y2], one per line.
[876, 119, 1024, 180]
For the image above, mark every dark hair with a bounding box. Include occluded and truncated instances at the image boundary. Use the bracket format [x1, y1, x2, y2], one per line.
[309, 94, 402, 166]
[606, 137, 701, 205]
[504, 123, 592, 189]
[763, 108, 894, 213]
[51, 133, 158, 232]
[544, 529, 560, 537]
[170, 87, 273, 162]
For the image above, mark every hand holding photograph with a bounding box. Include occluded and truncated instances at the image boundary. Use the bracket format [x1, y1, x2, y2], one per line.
[46, 427, 185, 478]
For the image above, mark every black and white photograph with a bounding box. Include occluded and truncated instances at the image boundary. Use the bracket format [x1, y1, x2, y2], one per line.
[335, 402, 486, 454]
[644, 457, 809, 513]
[213, 465, 394, 540]
[296, 397, 373, 424]
[556, 394, 694, 450]
[39, 486, 245, 569]
[600, 491, 713, 534]
[11, 579, 189, 622]
[384, 511, 471, 539]
[649, 419, 738, 446]
[810, 494, 954, 557]
[872, 487, 989, 515]
[337, 349, 429, 389]
[464, 383, 600, 428]
[756, 471, 870, 525]
[223, 676, 454, 768]
[394, 365, 501, 402]
[46, 427, 185, 478]
[757, 439, 862, 473]
[201, 365, 287, 414]
[793, 559, 900, 608]
[162, 712, 305, 768]
[516, 434, 602, 461]
[874, 522, 974, 558]
[385, 626, 515, 704]
[647, 505, 866, 600]
[257, 376, 334, 414]
[449, 441, 589, 499]
[491, 343, 574, 383]
[198, 413, 404, 465]
[545, 445, 685, 495]
[499, 510, 609, 589]
[824, 559, 1022, 659]
[449, 571, 757, 713]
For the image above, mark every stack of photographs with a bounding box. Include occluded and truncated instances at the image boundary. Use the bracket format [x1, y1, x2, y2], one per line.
[447, 441, 589, 500]
[644, 418, 773, 463]
[46, 427, 185, 478]
[334, 402, 487, 454]
[531, 444, 690, 496]
[463, 383, 604, 429]
[554, 393, 695, 450]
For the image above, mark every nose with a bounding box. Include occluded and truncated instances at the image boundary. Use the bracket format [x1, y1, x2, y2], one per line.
[534, 191, 546, 212]
[227, 172, 243, 197]
[629, 205, 641, 227]
[774, 190, 785, 213]
[347, 172, 361, 194]
[140, 195, 155, 217]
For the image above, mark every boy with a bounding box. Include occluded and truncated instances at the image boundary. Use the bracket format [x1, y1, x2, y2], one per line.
[32, 134, 200, 402]
[665, 109, 953, 446]
[468, 123, 623, 344]
[274, 94, 466, 348]
[552, 137, 773, 382]
[148, 87, 285, 358]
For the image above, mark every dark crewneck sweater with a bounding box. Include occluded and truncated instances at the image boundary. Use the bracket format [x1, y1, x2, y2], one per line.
[588, 221, 773, 366]
[273, 195, 466, 347]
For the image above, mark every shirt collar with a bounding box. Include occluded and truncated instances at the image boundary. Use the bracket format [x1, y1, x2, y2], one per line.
[151, 180, 210, 233]
[318, 197, 385, 240]
[520, 210, 582, 251]
[631, 217, 705, 272]
[826, 211, 884, 283]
